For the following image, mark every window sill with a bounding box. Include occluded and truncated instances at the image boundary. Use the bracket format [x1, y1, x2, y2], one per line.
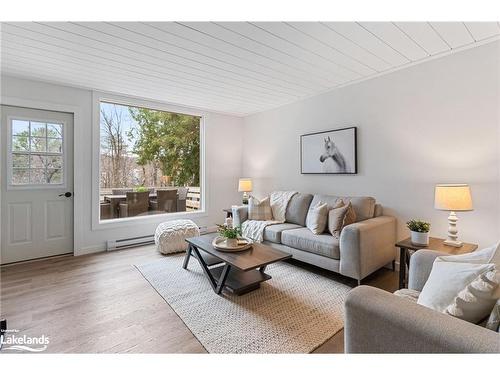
[91, 210, 208, 231]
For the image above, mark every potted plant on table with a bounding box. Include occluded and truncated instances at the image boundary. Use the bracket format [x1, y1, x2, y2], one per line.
[216, 224, 242, 247]
[406, 219, 431, 246]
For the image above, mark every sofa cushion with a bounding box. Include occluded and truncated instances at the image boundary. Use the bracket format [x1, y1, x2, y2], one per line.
[263, 223, 302, 244]
[285, 193, 313, 226]
[310, 194, 376, 222]
[281, 227, 340, 260]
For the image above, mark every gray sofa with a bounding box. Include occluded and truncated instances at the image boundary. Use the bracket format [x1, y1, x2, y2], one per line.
[232, 193, 397, 284]
[345, 250, 500, 353]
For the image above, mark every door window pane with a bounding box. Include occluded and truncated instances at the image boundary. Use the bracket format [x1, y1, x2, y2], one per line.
[47, 138, 63, 153]
[30, 137, 47, 152]
[12, 169, 30, 184]
[46, 169, 62, 184]
[12, 154, 30, 168]
[30, 155, 46, 169]
[46, 156, 63, 169]
[30, 122, 46, 137]
[10, 119, 65, 186]
[30, 168, 47, 184]
[47, 123, 63, 138]
[12, 135, 30, 151]
[12, 120, 29, 136]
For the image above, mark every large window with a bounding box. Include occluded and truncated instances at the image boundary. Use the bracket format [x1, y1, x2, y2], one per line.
[99, 101, 201, 221]
[9, 118, 64, 186]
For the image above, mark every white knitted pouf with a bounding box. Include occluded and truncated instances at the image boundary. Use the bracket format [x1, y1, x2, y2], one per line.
[154, 219, 200, 255]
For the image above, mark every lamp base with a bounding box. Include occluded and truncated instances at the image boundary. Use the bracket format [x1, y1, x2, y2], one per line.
[242, 192, 249, 205]
[443, 239, 463, 248]
[443, 211, 463, 248]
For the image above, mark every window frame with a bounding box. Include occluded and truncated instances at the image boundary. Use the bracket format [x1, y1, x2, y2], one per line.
[6, 115, 67, 190]
[91, 91, 207, 231]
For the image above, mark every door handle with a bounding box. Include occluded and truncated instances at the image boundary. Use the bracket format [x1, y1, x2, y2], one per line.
[59, 192, 72, 198]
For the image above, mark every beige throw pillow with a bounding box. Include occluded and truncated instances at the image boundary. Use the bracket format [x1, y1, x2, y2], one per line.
[248, 196, 273, 221]
[328, 201, 357, 238]
[306, 201, 329, 235]
[446, 268, 500, 324]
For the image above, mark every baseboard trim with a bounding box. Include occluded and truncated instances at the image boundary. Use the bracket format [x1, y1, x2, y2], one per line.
[0, 252, 73, 267]
[75, 245, 106, 256]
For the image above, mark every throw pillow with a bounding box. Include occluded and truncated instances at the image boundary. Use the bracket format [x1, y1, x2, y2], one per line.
[446, 268, 500, 323]
[417, 261, 495, 312]
[248, 196, 273, 221]
[327, 201, 357, 238]
[305, 201, 329, 235]
[485, 300, 500, 332]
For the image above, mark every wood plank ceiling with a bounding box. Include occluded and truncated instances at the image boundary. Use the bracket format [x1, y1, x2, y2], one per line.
[1, 22, 499, 116]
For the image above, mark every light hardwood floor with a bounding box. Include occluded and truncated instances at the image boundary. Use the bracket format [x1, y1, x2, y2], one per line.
[0, 246, 398, 353]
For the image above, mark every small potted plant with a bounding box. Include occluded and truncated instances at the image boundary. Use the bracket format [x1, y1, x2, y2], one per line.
[216, 224, 242, 247]
[406, 219, 431, 246]
[134, 186, 149, 193]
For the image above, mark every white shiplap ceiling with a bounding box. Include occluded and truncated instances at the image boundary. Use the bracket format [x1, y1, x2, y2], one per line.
[1, 22, 499, 116]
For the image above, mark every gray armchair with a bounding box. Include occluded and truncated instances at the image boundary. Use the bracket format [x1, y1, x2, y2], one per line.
[344, 250, 500, 353]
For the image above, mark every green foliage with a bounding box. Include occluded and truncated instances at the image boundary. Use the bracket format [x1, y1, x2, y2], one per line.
[406, 219, 430, 233]
[127, 108, 200, 186]
[134, 186, 148, 193]
[217, 224, 242, 239]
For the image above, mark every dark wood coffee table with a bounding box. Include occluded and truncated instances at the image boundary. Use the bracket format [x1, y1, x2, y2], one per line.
[183, 233, 291, 295]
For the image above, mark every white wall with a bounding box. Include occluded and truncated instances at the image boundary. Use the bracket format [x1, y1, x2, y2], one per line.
[242, 41, 500, 248]
[1, 75, 243, 254]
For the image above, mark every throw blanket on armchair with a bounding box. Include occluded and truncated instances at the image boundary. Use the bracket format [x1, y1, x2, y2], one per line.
[242, 191, 297, 242]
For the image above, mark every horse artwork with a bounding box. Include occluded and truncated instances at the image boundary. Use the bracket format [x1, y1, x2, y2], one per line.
[319, 136, 348, 173]
[301, 127, 357, 174]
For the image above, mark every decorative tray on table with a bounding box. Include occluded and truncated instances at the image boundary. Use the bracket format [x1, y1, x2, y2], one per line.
[211, 236, 253, 252]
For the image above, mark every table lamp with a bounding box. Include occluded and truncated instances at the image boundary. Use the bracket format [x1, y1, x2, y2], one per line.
[238, 178, 253, 205]
[434, 184, 473, 247]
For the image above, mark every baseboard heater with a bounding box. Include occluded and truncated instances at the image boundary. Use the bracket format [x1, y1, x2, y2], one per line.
[106, 226, 212, 251]
[107, 235, 155, 251]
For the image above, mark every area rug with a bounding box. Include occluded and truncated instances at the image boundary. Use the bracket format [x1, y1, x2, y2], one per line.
[135, 254, 351, 353]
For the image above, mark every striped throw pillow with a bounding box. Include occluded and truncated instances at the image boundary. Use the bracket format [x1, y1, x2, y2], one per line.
[248, 196, 273, 221]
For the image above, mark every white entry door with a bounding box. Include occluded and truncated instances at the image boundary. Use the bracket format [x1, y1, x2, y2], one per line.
[1, 105, 74, 264]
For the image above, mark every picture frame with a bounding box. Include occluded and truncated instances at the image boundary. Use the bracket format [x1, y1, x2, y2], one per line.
[300, 126, 357, 174]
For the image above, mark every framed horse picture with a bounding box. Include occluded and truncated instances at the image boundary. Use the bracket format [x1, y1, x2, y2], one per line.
[300, 127, 357, 174]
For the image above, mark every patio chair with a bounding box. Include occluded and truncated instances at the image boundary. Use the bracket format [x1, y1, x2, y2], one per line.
[119, 191, 150, 218]
[100, 201, 112, 220]
[177, 187, 188, 212]
[151, 189, 178, 213]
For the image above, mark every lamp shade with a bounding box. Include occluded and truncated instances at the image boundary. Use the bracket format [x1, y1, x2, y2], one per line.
[238, 178, 253, 192]
[434, 184, 473, 211]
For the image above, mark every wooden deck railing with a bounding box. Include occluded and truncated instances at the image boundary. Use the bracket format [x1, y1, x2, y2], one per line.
[186, 186, 201, 211]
